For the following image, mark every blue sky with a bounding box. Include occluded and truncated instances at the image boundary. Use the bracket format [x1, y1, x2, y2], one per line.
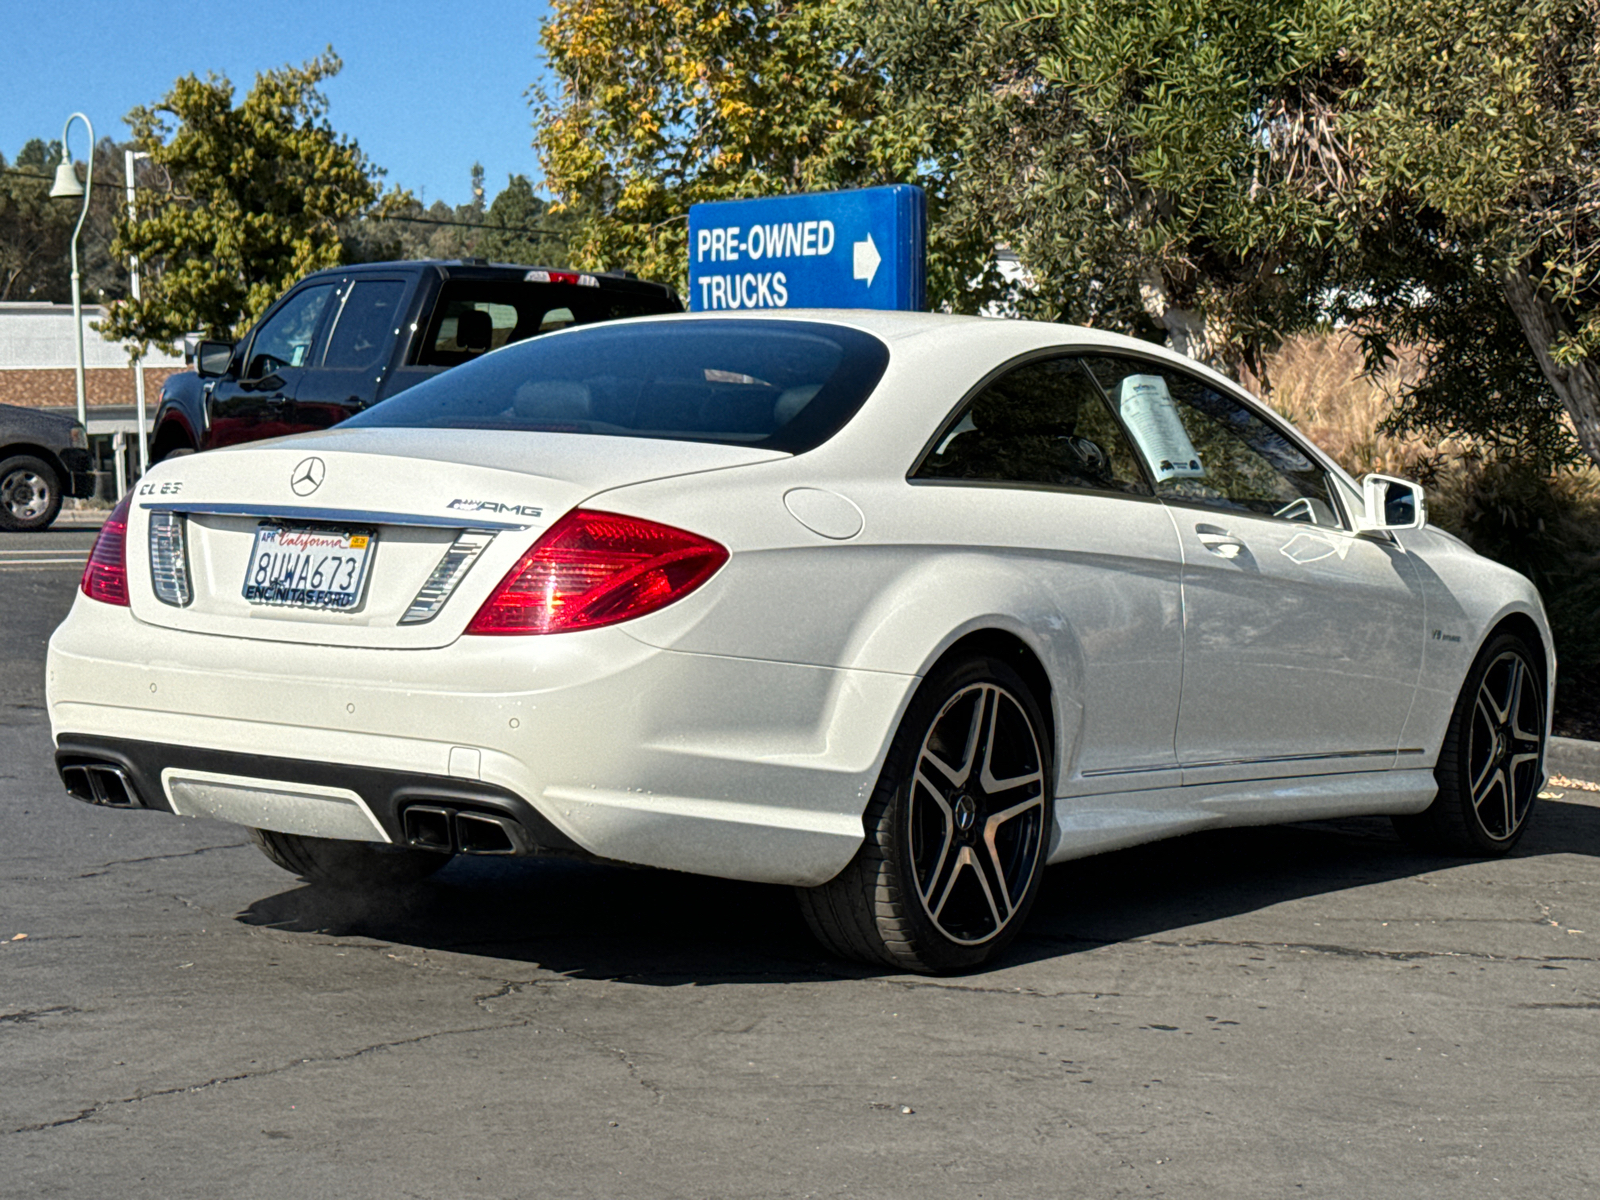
[1, 0, 557, 207]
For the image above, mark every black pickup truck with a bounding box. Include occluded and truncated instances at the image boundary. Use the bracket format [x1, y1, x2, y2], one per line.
[151, 260, 681, 461]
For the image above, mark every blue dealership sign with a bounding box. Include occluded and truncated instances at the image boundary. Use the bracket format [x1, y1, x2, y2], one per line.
[687, 185, 926, 312]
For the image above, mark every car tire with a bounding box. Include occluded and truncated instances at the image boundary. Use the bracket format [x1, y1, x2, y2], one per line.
[1393, 632, 1546, 856]
[248, 827, 451, 888]
[797, 655, 1054, 973]
[0, 454, 64, 532]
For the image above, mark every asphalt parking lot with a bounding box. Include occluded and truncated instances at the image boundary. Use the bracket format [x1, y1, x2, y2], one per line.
[3, 524, 1598, 1199]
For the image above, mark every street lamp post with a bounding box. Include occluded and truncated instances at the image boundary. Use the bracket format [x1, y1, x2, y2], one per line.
[48, 112, 94, 432]
[126, 148, 151, 476]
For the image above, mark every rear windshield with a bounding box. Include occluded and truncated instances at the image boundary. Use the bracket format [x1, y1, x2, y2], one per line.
[348, 319, 891, 454]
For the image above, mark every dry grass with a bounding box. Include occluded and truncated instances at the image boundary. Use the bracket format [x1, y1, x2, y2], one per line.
[1244, 330, 1439, 478]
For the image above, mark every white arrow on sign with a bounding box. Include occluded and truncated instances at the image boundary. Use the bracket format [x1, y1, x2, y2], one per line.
[853, 233, 881, 287]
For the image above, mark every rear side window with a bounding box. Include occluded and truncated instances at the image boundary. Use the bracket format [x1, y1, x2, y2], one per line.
[415, 280, 680, 367]
[915, 356, 1152, 495]
[347, 319, 890, 454]
[321, 280, 406, 371]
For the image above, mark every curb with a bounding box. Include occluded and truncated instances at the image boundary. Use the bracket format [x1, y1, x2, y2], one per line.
[1548, 735, 1600, 780]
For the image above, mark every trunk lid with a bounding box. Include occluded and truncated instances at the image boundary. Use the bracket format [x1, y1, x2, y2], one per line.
[127, 428, 782, 648]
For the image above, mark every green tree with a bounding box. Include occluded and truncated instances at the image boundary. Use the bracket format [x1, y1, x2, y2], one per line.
[533, 0, 1008, 310]
[1, 137, 130, 305]
[478, 174, 569, 264]
[1348, 0, 1600, 467]
[0, 140, 71, 302]
[861, 0, 1366, 377]
[100, 51, 388, 352]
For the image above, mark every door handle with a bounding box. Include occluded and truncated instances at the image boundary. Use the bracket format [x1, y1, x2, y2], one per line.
[1195, 525, 1246, 559]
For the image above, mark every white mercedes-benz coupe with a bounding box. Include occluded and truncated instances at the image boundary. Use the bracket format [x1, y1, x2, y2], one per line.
[47, 311, 1553, 972]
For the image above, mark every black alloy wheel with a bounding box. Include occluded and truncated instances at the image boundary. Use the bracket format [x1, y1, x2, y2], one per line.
[1395, 633, 1546, 855]
[798, 655, 1053, 973]
[0, 454, 63, 531]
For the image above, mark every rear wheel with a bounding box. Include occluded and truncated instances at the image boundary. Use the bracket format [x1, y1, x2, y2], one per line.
[248, 828, 451, 888]
[1394, 633, 1546, 855]
[797, 655, 1053, 973]
[0, 454, 63, 531]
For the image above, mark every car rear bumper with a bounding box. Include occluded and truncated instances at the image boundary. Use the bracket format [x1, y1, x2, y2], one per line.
[55, 734, 588, 856]
[46, 597, 917, 886]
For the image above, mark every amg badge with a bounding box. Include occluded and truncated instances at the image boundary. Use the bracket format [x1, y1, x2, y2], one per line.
[448, 498, 544, 517]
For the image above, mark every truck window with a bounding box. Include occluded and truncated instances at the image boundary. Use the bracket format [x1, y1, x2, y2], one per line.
[245, 285, 334, 379]
[432, 301, 519, 359]
[414, 280, 678, 368]
[321, 280, 407, 371]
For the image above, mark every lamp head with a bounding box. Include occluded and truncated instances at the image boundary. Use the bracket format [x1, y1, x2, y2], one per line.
[50, 161, 85, 199]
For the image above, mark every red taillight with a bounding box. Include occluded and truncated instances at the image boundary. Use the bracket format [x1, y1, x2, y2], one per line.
[80, 493, 133, 607]
[466, 509, 729, 635]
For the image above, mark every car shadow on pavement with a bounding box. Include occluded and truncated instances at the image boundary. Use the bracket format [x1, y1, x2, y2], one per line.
[236, 794, 1600, 984]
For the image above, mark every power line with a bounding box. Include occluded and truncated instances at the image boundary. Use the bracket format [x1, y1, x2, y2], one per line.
[376, 212, 566, 237]
[2, 168, 566, 237]
[1, 166, 141, 192]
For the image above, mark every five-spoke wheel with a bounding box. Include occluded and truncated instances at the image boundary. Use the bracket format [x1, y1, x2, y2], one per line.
[1395, 633, 1546, 855]
[798, 654, 1052, 972]
[909, 681, 1048, 945]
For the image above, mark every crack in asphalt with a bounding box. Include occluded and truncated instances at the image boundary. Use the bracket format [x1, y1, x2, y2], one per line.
[0, 1005, 81, 1025]
[76, 843, 250, 877]
[1516, 1001, 1600, 1010]
[1130, 935, 1600, 965]
[872, 976, 1122, 1000]
[1, 1019, 533, 1137]
[555, 1026, 666, 1106]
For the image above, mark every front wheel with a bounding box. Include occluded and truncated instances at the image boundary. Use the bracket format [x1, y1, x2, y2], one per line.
[797, 655, 1054, 973]
[0, 454, 63, 531]
[1394, 633, 1546, 855]
[249, 828, 451, 888]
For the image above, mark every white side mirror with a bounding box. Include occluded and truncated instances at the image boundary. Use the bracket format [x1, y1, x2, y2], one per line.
[1361, 473, 1426, 531]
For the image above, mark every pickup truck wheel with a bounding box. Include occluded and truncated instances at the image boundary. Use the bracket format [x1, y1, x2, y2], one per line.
[0, 455, 63, 531]
[157, 445, 195, 462]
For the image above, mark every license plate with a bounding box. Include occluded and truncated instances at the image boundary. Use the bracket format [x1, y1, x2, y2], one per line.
[242, 524, 374, 610]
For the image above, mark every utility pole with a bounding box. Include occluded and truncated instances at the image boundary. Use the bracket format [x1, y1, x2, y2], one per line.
[48, 113, 94, 431]
[126, 148, 151, 476]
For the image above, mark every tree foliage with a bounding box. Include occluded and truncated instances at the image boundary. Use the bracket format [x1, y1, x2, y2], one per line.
[863, 0, 1600, 466]
[534, 0, 1008, 310]
[1, 137, 131, 305]
[860, 0, 1366, 377]
[100, 52, 387, 352]
[1349, 0, 1600, 466]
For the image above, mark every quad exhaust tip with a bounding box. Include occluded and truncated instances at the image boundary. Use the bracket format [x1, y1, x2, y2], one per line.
[402, 804, 531, 856]
[61, 762, 145, 809]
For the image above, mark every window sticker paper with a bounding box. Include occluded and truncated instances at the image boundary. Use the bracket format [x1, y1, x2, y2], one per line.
[1118, 375, 1205, 481]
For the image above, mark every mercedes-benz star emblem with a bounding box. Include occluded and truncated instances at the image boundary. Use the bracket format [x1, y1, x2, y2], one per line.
[290, 456, 326, 496]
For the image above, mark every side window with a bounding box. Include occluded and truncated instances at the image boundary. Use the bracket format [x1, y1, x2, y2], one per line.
[321, 280, 406, 371]
[245, 285, 334, 379]
[915, 356, 1152, 495]
[1085, 356, 1341, 526]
